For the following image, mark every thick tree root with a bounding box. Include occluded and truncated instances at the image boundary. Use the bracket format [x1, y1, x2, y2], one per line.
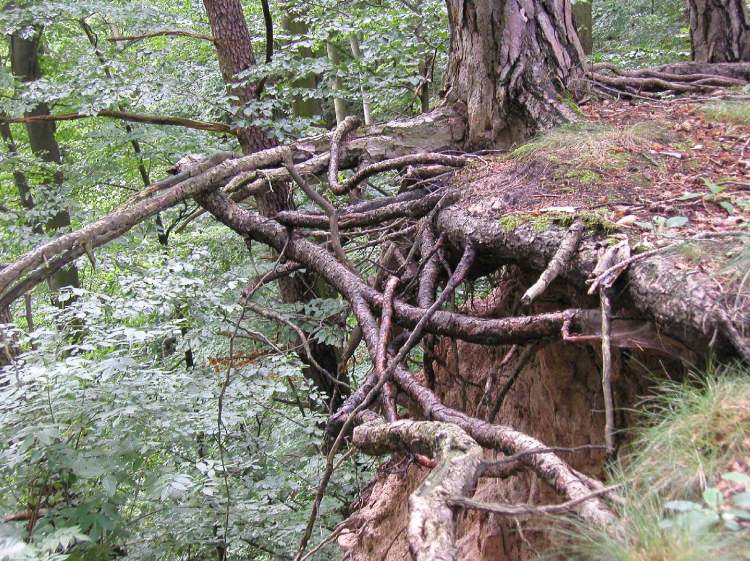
[353, 419, 483, 561]
[4, 99, 746, 561]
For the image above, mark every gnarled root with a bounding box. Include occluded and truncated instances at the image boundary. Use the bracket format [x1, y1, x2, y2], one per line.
[353, 418, 483, 561]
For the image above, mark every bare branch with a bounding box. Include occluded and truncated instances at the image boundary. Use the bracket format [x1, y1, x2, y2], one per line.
[0, 110, 233, 134]
[487, 343, 540, 423]
[109, 30, 214, 43]
[241, 301, 349, 390]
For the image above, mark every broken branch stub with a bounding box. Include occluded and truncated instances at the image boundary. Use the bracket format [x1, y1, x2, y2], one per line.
[521, 220, 584, 306]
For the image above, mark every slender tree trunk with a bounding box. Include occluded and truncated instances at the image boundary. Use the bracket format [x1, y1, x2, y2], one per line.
[0, 121, 41, 234]
[573, 0, 593, 55]
[443, 0, 585, 149]
[349, 34, 373, 125]
[687, 0, 750, 62]
[9, 30, 80, 302]
[326, 41, 348, 125]
[202, 0, 343, 406]
[417, 55, 433, 114]
[279, 1, 325, 121]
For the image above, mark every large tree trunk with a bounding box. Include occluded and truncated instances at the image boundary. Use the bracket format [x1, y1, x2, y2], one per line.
[687, 0, 750, 63]
[443, 0, 585, 149]
[202, 0, 344, 406]
[9, 30, 80, 302]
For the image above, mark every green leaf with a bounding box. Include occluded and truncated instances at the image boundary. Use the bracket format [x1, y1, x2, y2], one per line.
[665, 500, 701, 512]
[731, 491, 750, 509]
[703, 487, 723, 509]
[702, 177, 725, 194]
[677, 192, 702, 201]
[722, 472, 750, 486]
[665, 216, 689, 228]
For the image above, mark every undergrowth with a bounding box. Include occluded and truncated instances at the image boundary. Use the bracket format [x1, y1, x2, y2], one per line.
[561, 364, 750, 561]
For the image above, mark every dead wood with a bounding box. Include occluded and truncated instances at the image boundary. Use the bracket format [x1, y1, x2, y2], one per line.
[521, 220, 584, 306]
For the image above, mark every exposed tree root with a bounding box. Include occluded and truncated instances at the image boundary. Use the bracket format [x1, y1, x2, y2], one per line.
[448, 484, 620, 519]
[3, 96, 747, 561]
[521, 220, 584, 306]
[587, 61, 750, 98]
[353, 419, 483, 561]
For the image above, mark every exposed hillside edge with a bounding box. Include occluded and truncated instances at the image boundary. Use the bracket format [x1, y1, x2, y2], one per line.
[436, 205, 741, 356]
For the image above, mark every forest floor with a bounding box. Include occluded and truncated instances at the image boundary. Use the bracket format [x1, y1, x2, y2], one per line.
[449, 94, 750, 324]
[456, 95, 750, 237]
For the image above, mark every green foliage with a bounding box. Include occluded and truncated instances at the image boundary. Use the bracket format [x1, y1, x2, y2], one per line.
[592, 0, 691, 67]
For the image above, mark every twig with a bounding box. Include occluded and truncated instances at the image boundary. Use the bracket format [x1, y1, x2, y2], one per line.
[521, 220, 584, 305]
[476, 345, 517, 417]
[241, 301, 349, 390]
[283, 150, 350, 268]
[448, 485, 621, 518]
[377, 277, 400, 422]
[487, 343, 540, 423]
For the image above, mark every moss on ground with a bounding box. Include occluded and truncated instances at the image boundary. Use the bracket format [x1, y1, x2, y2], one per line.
[497, 209, 619, 234]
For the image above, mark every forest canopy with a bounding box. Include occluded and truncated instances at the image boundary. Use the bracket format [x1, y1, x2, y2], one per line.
[0, 1, 749, 561]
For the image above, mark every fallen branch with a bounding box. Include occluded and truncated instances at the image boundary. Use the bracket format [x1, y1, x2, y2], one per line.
[487, 342, 540, 423]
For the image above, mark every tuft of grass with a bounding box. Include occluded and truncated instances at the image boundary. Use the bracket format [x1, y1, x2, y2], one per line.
[507, 122, 666, 169]
[699, 101, 750, 126]
[628, 366, 750, 498]
[562, 491, 743, 561]
[563, 168, 602, 185]
[560, 364, 750, 561]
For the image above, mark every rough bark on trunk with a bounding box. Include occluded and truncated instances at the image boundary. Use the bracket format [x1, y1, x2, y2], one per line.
[202, 0, 344, 405]
[443, 0, 585, 148]
[9, 30, 80, 301]
[687, 0, 750, 63]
